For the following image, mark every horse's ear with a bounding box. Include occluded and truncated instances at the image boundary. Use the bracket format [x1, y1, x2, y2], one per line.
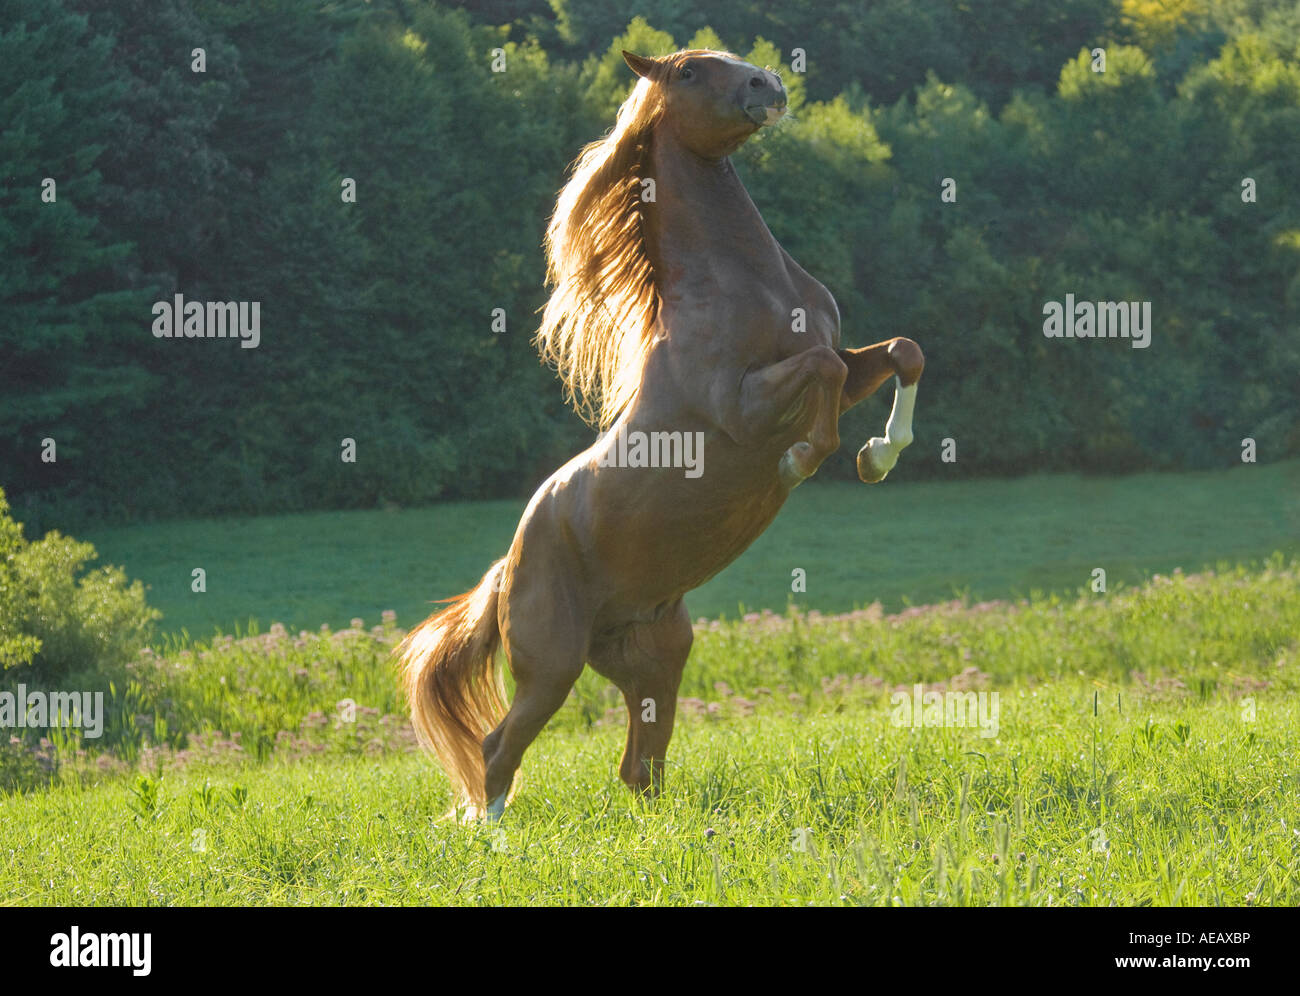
[622, 50, 658, 79]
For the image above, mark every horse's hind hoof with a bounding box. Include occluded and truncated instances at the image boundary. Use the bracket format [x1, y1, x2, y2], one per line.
[453, 793, 506, 824]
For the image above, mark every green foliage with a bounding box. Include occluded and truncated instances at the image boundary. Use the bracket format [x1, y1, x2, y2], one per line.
[4, 0, 1299, 526]
[0, 490, 42, 669]
[0, 0, 155, 504]
[0, 487, 159, 683]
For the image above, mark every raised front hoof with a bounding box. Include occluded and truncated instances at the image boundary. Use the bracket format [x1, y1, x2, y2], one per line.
[779, 442, 814, 488]
[857, 437, 897, 484]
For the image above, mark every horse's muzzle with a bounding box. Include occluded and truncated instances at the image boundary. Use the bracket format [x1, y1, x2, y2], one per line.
[744, 101, 787, 126]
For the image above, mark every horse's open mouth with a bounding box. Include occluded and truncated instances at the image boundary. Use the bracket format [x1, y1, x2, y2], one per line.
[744, 103, 787, 126]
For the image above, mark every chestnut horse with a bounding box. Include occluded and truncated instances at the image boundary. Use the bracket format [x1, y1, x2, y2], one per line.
[398, 49, 924, 820]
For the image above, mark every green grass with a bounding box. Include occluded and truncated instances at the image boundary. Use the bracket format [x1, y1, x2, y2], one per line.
[7, 465, 1297, 905]
[82, 460, 1300, 638]
[3, 696, 1297, 906]
[3, 557, 1298, 905]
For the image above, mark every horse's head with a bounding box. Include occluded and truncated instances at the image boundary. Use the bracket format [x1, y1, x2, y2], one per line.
[623, 49, 787, 160]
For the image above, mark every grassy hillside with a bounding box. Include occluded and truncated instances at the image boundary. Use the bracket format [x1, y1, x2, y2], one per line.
[83, 460, 1300, 638]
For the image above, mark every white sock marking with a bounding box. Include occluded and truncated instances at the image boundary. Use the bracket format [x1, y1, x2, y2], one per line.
[862, 378, 917, 479]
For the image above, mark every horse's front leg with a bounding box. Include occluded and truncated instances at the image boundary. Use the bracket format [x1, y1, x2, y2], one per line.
[731, 345, 848, 487]
[837, 337, 924, 483]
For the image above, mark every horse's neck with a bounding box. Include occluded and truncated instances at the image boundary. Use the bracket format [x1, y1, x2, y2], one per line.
[644, 130, 783, 275]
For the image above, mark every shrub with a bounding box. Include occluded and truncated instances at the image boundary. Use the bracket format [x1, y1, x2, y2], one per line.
[0, 486, 159, 685]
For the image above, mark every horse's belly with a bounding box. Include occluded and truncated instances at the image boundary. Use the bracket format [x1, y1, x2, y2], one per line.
[589, 456, 788, 607]
[512, 426, 793, 626]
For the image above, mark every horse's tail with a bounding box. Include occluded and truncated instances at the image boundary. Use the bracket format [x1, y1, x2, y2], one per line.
[397, 560, 506, 812]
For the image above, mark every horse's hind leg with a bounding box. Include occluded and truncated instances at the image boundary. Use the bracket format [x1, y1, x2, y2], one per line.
[837, 337, 924, 483]
[479, 586, 588, 821]
[589, 600, 693, 797]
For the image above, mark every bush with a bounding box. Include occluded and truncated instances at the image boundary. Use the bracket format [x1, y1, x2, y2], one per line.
[0, 486, 159, 684]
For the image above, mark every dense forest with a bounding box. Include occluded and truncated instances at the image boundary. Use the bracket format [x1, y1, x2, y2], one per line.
[2, 0, 1297, 530]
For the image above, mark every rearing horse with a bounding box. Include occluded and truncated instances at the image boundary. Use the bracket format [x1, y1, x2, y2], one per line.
[398, 49, 924, 820]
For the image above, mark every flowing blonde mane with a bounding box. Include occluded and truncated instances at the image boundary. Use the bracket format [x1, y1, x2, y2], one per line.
[536, 62, 676, 429]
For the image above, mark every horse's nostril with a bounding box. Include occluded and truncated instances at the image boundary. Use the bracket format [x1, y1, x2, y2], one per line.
[750, 76, 764, 88]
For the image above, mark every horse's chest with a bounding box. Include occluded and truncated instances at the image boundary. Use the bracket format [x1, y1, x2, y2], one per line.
[750, 277, 838, 351]
[696, 271, 836, 349]
[658, 258, 839, 359]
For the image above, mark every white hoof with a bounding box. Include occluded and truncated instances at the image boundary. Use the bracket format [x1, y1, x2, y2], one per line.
[859, 436, 899, 482]
[858, 378, 916, 483]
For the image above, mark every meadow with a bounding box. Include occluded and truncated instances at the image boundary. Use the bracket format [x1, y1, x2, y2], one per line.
[83, 459, 1299, 638]
[2, 489, 1297, 904]
[7, 0, 1298, 913]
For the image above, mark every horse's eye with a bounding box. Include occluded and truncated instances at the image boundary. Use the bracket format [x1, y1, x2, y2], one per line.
[679, 66, 694, 81]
